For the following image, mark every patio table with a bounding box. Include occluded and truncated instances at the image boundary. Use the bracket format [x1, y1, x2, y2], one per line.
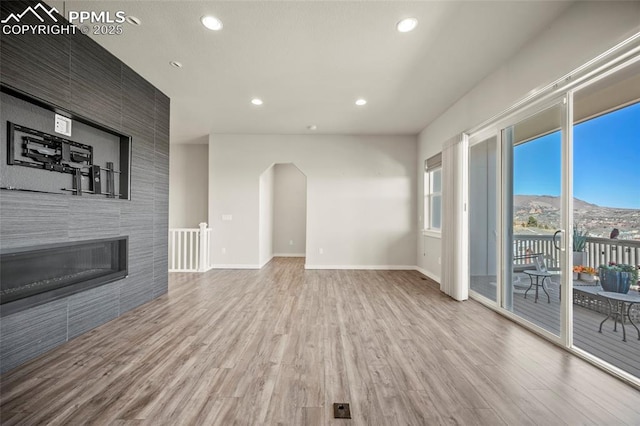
[523, 270, 560, 303]
[597, 291, 640, 342]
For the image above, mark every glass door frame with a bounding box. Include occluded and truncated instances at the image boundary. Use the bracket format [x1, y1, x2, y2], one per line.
[564, 55, 640, 384]
[468, 128, 502, 310]
[470, 94, 573, 347]
[467, 48, 640, 387]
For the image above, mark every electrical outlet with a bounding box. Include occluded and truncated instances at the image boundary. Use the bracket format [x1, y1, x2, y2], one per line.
[54, 114, 72, 136]
[289, 240, 293, 245]
[319, 248, 324, 254]
[222, 248, 226, 254]
[438, 257, 441, 265]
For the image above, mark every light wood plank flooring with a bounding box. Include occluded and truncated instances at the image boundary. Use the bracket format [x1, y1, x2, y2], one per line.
[471, 277, 640, 377]
[1, 257, 639, 425]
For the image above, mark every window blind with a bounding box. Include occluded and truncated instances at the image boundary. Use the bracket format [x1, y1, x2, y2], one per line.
[425, 153, 442, 171]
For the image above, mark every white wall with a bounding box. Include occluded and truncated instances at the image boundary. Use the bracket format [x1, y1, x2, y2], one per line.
[169, 144, 208, 228]
[258, 165, 275, 267]
[209, 134, 417, 268]
[273, 164, 307, 256]
[417, 1, 640, 282]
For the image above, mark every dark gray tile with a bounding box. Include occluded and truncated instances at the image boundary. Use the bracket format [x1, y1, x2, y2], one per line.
[154, 153, 169, 183]
[0, 191, 69, 249]
[0, 299, 68, 374]
[128, 244, 154, 276]
[121, 212, 154, 247]
[122, 65, 156, 134]
[152, 258, 169, 298]
[119, 273, 153, 314]
[67, 198, 121, 240]
[154, 91, 170, 142]
[69, 34, 122, 131]
[67, 282, 119, 340]
[132, 149, 155, 177]
[0, 2, 70, 108]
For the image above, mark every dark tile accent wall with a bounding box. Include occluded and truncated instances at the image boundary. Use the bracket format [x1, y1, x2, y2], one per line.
[0, 2, 71, 108]
[153, 91, 170, 298]
[0, 300, 68, 373]
[67, 284, 120, 340]
[0, 1, 169, 374]
[69, 35, 124, 131]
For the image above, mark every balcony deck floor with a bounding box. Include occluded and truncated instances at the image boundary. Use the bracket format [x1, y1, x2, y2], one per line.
[471, 277, 640, 379]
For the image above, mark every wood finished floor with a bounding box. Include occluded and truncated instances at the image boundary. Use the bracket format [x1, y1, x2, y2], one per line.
[1, 257, 640, 425]
[471, 278, 640, 377]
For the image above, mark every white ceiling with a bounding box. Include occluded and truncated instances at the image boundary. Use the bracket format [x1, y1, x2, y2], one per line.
[53, 1, 572, 144]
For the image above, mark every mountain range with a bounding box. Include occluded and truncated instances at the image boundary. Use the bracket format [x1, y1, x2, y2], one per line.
[513, 195, 640, 239]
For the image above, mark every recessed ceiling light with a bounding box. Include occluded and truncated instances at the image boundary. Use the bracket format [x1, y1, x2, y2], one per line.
[396, 17, 418, 33]
[201, 15, 223, 31]
[125, 15, 141, 25]
[307, 125, 317, 131]
[355, 99, 367, 106]
[169, 61, 183, 68]
[251, 98, 263, 106]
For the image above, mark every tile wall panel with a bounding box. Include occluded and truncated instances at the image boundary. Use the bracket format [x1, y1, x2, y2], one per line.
[119, 272, 153, 314]
[153, 91, 170, 298]
[0, 0, 169, 374]
[67, 198, 122, 241]
[69, 35, 122, 132]
[0, 2, 70, 109]
[122, 66, 155, 133]
[67, 283, 119, 340]
[0, 300, 68, 373]
[0, 192, 69, 249]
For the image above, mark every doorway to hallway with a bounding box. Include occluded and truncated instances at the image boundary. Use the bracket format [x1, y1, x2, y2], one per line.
[259, 163, 307, 267]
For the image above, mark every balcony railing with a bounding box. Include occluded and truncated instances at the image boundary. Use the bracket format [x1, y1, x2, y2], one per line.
[584, 237, 640, 269]
[513, 234, 640, 270]
[513, 234, 560, 269]
[169, 223, 213, 272]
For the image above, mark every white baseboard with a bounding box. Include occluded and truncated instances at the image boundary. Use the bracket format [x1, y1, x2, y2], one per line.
[414, 266, 440, 284]
[169, 266, 216, 273]
[259, 256, 274, 268]
[273, 253, 306, 258]
[304, 264, 416, 271]
[211, 264, 261, 269]
[205, 263, 441, 284]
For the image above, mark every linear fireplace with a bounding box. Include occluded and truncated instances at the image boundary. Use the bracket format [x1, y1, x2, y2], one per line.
[0, 237, 127, 316]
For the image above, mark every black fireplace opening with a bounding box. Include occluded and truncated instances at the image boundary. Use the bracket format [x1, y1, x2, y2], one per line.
[1, 237, 128, 316]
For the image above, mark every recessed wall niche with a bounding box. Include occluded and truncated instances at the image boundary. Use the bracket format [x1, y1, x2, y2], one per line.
[1, 86, 131, 199]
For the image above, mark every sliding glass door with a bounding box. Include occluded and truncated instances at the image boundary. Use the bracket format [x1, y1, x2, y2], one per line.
[571, 59, 640, 379]
[501, 101, 568, 337]
[468, 53, 640, 384]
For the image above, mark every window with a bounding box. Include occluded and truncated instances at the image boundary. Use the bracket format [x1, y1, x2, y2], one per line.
[424, 153, 442, 233]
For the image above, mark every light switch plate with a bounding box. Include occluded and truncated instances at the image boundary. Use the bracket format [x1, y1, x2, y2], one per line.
[222, 214, 233, 221]
[54, 114, 72, 136]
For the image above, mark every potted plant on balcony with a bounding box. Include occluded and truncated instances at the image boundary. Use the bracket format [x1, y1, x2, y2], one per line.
[572, 225, 587, 267]
[572, 265, 581, 280]
[578, 266, 597, 283]
[598, 262, 639, 294]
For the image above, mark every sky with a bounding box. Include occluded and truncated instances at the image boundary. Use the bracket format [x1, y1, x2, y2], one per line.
[514, 101, 640, 209]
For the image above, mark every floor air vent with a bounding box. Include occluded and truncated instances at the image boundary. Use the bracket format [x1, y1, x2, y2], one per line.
[333, 403, 351, 419]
